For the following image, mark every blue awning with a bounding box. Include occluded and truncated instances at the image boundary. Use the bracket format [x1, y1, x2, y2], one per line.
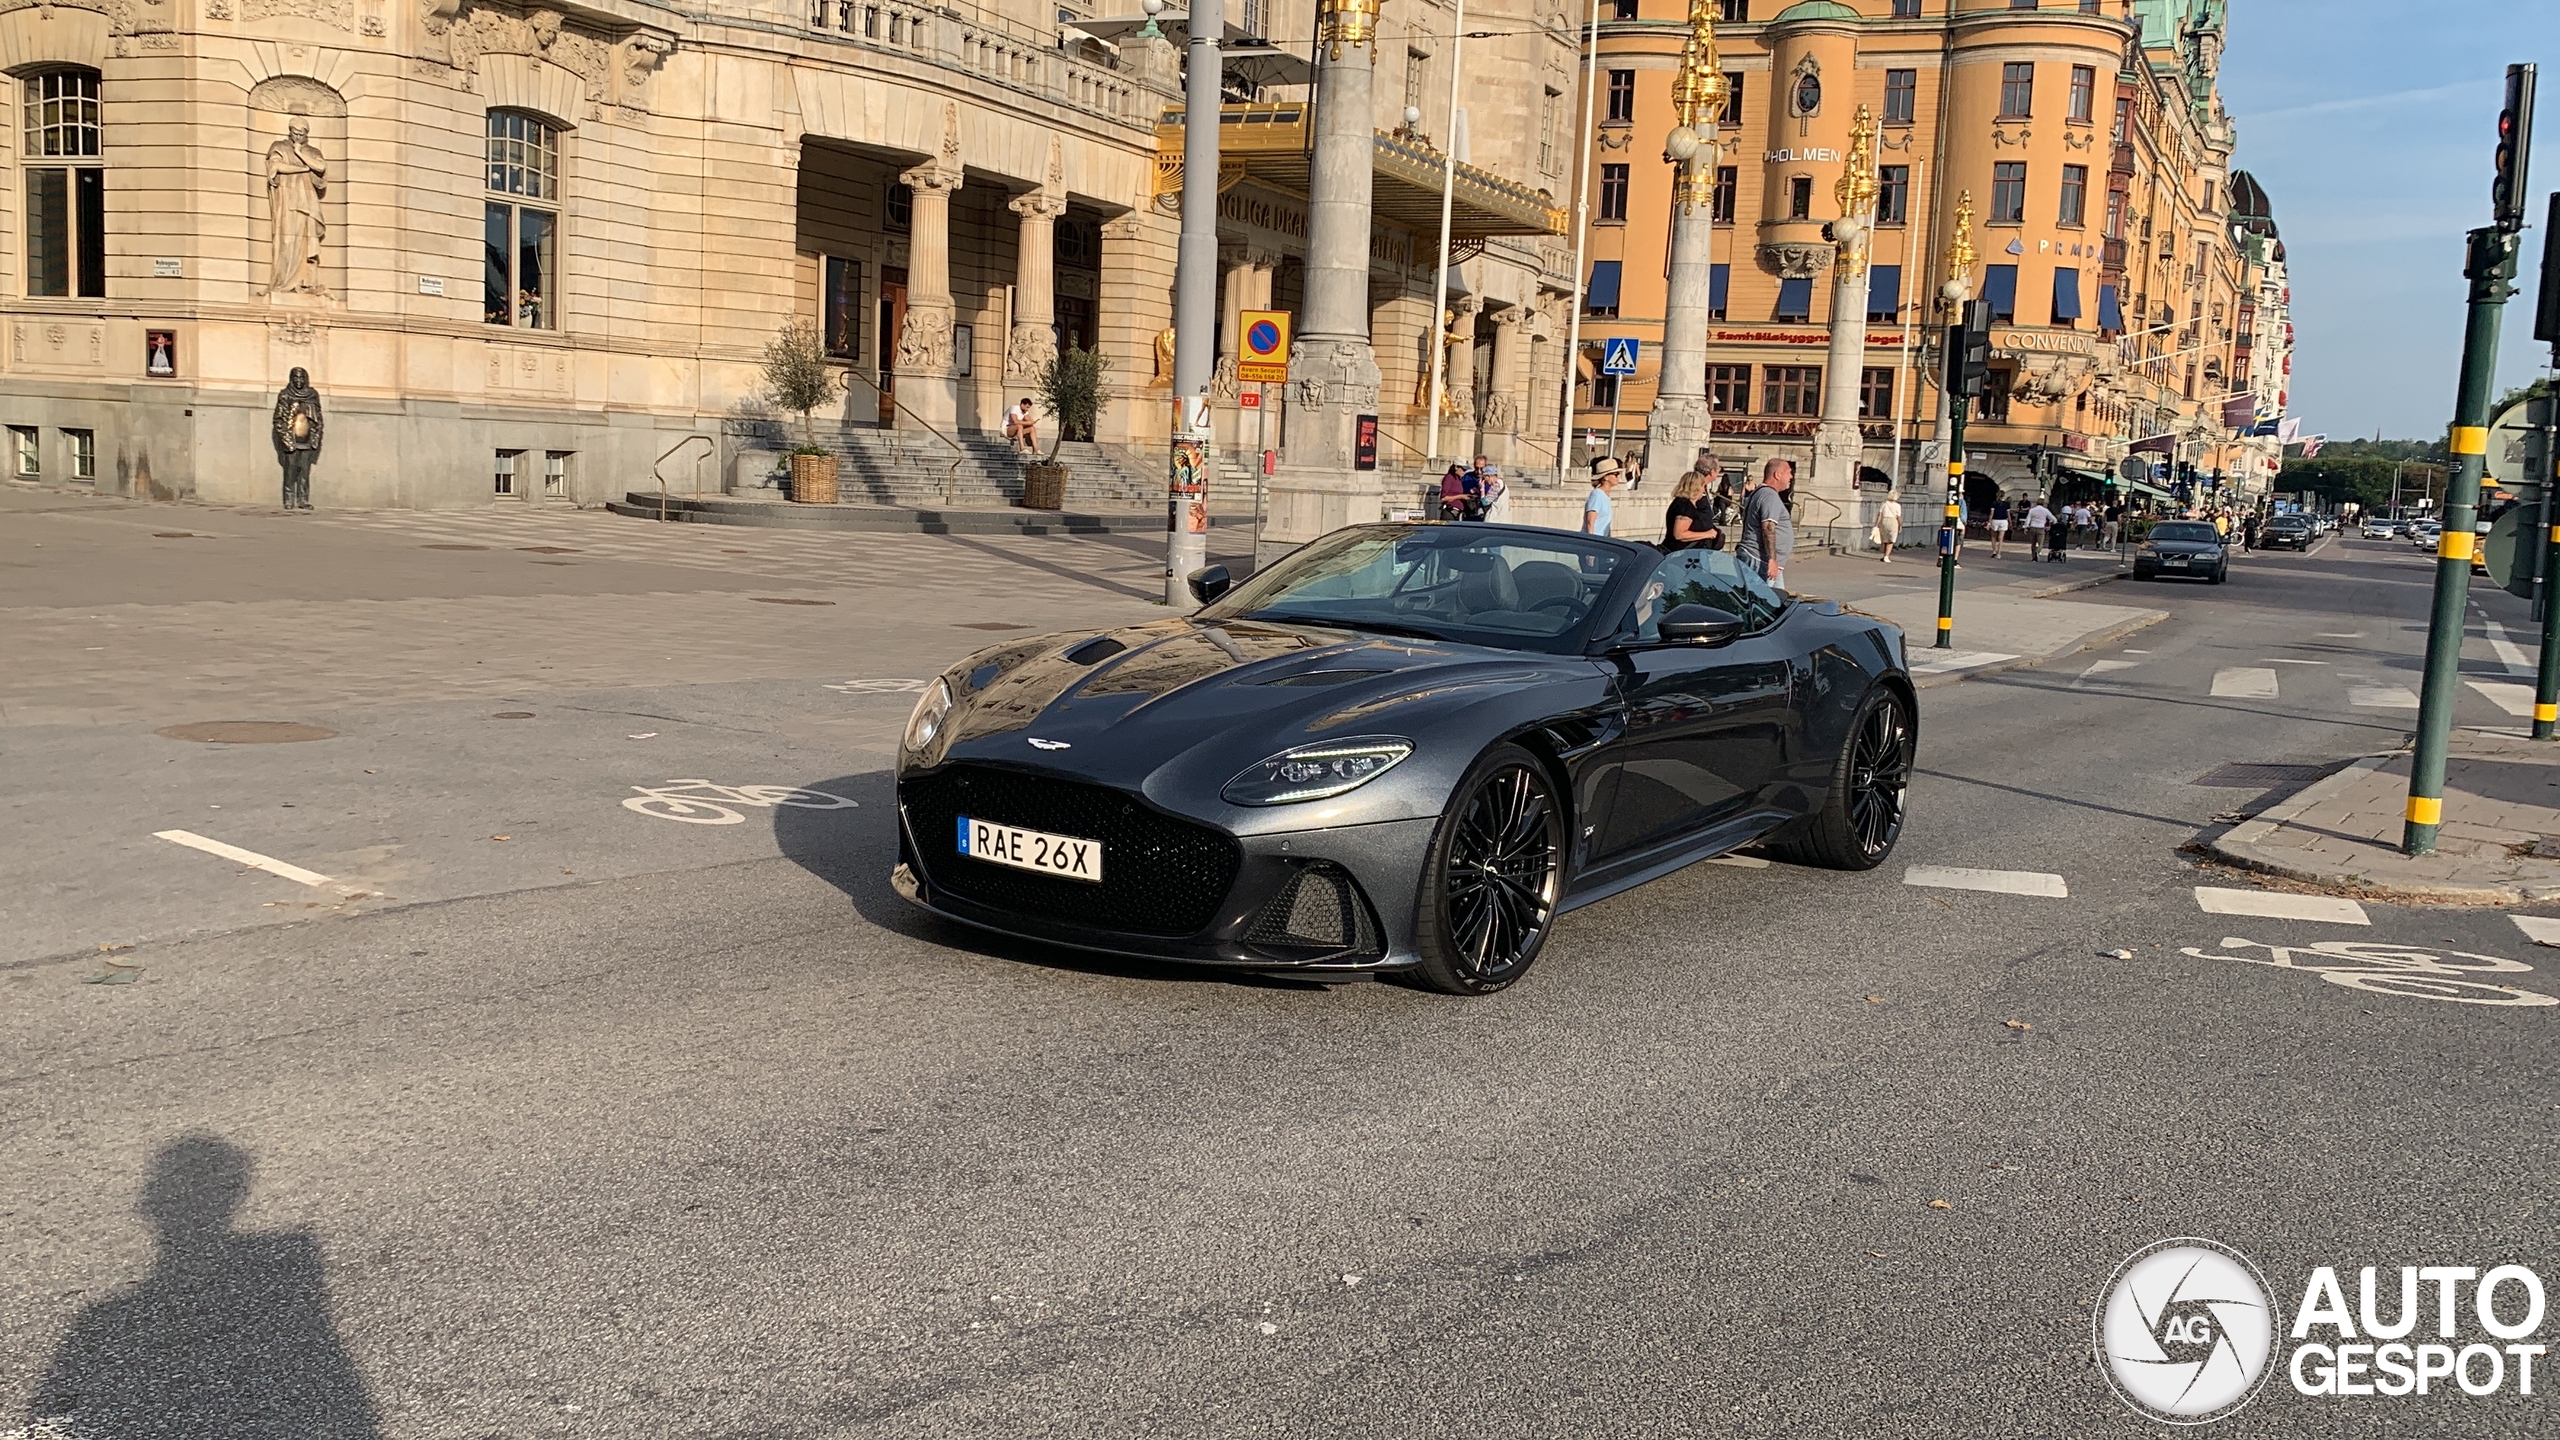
[1777, 276, 1813, 319]
[2052, 266, 2083, 322]
[1584, 260, 1621, 311]
[1983, 264, 2018, 319]
[1710, 262, 1730, 313]
[2098, 283, 2125, 333]
[1867, 264, 1902, 321]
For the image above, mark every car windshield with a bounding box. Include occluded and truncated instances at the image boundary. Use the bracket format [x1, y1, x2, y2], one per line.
[2151, 522, 2219, 543]
[1205, 525, 1631, 653]
[2269, 518, 2310, 529]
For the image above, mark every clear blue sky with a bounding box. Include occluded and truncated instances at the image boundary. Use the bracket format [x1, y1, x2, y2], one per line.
[2220, 0, 2559, 442]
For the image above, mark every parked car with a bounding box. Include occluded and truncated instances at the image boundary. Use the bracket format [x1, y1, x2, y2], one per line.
[2260, 516, 2315, 551]
[2133, 519, 2231, 583]
[2409, 520, 2443, 549]
[2361, 518, 2397, 539]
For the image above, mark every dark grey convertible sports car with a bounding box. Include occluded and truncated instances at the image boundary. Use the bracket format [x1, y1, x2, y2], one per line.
[892, 521, 1914, 994]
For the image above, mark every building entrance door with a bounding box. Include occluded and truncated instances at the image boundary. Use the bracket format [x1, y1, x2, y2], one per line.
[878, 267, 907, 422]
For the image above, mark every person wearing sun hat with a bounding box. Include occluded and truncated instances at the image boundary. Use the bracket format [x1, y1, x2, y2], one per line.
[1585, 455, 1623, 537]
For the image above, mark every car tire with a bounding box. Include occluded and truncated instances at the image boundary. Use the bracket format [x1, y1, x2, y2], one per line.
[1411, 742, 1567, 997]
[1770, 686, 1914, 872]
[2213, 564, 2229, 584]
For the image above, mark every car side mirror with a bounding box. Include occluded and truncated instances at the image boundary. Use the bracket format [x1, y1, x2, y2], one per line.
[1187, 565, 1231, 604]
[1659, 603, 1748, 646]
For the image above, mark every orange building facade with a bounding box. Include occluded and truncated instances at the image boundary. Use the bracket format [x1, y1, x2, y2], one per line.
[1570, 0, 2259, 509]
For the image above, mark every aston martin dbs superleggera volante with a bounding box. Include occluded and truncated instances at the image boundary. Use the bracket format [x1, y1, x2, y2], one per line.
[892, 521, 1915, 994]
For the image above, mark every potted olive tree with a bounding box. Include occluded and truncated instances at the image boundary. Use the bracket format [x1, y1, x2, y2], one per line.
[762, 319, 842, 504]
[1022, 342, 1107, 510]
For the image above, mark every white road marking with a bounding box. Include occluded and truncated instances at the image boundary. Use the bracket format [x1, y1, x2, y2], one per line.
[2075, 660, 2139, 686]
[2316, 633, 2362, 639]
[2482, 619, 2536, 675]
[2511, 915, 2560, 947]
[2193, 887, 2370, 925]
[2468, 680, 2538, 717]
[1706, 854, 1771, 869]
[1905, 866, 2069, 898]
[155, 829, 354, 894]
[2265, 658, 2330, 665]
[1908, 651, 2019, 676]
[2350, 685, 2421, 709]
[827, 678, 933, 694]
[2211, 667, 2279, 698]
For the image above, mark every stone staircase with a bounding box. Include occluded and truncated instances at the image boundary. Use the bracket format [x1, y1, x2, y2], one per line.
[784, 427, 1165, 510]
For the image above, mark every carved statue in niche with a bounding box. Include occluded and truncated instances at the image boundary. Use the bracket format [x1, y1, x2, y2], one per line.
[266, 119, 329, 297]
[894, 307, 954, 373]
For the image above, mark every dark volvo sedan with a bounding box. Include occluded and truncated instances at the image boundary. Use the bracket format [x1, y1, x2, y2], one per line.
[893, 523, 1915, 994]
[2133, 519, 2231, 583]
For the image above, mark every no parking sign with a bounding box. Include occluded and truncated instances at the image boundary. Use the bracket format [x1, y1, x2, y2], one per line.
[1238, 309, 1290, 385]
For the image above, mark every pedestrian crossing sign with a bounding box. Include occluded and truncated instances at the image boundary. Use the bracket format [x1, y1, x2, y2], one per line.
[1602, 338, 1640, 376]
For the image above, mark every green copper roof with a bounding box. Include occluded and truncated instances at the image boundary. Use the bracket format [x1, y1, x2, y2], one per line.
[1767, 1, 1859, 23]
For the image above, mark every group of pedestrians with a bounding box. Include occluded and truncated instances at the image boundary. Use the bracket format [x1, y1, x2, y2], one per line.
[1435, 455, 1510, 522]
[1581, 449, 1795, 591]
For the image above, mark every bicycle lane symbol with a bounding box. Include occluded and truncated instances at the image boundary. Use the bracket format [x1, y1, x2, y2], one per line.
[622, 780, 860, 826]
[2178, 936, 2560, 1007]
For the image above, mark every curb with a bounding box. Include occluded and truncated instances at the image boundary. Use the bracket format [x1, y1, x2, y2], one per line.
[2202, 753, 2555, 906]
[1909, 606, 2169, 690]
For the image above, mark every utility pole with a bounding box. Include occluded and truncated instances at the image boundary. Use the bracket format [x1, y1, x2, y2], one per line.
[1166, 0, 1223, 605]
[2406, 63, 2533, 854]
[1934, 194, 1981, 651]
[2531, 190, 2560, 738]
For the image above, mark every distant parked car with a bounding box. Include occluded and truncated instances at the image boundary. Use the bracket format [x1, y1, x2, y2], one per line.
[2260, 516, 2315, 551]
[2409, 520, 2443, 549]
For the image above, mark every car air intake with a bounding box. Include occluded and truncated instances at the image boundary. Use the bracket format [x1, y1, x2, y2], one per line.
[1243, 862, 1385, 960]
[902, 764, 1239, 936]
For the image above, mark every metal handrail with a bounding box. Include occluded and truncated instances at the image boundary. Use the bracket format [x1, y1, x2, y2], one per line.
[653, 434, 714, 521]
[838, 369, 969, 503]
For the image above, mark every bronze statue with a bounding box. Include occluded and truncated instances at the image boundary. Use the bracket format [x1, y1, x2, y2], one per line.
[272, 367, 323, 510]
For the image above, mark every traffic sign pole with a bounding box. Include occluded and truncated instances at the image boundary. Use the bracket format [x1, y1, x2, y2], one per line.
[1600, 339, 1638, 478]
[2531, 191, 2560, 739]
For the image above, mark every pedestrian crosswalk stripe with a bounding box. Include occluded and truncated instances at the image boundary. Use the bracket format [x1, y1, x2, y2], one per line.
[2482, 619, 2535, 675]
[2193, 887, 2369, 925]
[1908, 651, 2017, 676]
[1905, 866, 2068, 897]
[2075, 660, 2138, 685]
[2468, 680, 2537, 718]
[2350, 685, 2420, 709]
[2511, 915, 2560, 947]
[2211, 667, 2279, 698]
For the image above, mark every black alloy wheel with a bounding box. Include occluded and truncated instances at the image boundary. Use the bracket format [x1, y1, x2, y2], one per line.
[1772, 687, 1914, 871]
[1414, 744, 1565, 996]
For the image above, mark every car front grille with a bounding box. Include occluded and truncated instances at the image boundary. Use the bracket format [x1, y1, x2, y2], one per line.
[901, 763, 1240, 937]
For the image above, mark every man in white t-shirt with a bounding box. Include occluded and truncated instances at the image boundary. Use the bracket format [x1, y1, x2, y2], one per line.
[2023, 498, 2056, 561]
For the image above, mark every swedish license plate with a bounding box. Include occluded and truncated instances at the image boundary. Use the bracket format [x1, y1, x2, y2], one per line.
[2166, 555, 2191, 567]
[957, 816, 1103, 882]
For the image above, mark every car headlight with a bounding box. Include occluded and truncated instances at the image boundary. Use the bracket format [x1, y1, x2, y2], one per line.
[1223, 737, 1414, 806]
[904, 677, 953, 752]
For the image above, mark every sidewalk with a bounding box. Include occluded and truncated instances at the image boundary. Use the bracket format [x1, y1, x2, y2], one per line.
[2206, 729, 2560, 903]
[1783, 547, 2166, 689]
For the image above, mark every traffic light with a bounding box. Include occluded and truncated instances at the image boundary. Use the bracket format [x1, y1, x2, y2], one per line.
[2494, 63, 2536, 231]
[2538, 191, 2560, 344]
[1944, 299, 1991, 399]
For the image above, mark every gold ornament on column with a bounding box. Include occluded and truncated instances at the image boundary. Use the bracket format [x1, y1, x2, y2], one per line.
[1942, 189, 1978, 305]
[1664, 0, 1724, 214]
[1319, 0, 1382, 58]
[1831, 103, 1879, 278]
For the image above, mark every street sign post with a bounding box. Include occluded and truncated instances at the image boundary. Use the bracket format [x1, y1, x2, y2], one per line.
[1936, 300, 1990, 650]
[2534, 191, 2560, 739]
[2407, 63, 2534, 854]
[1600, 338, 1638, 471]
[1238, 310, 1291, 385]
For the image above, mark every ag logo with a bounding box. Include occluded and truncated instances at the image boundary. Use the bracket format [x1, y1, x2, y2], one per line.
[2096, 1238, 2281, 1424]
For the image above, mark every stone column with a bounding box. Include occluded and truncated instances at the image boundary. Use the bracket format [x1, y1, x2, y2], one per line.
[1005, 189, 1068, 387]
[1265, 6, 1386, 563]
[1440, 293, 1481, 460]
[1648, 170, 1718, 477]
[1484, 304, 1529, 465]
[895, 161, 965, 433]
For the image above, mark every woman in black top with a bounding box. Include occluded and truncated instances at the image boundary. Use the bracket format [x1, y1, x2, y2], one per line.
[1662, 470, 1724, 550]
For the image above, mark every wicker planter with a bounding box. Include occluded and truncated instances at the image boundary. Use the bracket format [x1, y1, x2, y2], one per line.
[1020, 462, 1069, 510]
[789, 452, 839, 505]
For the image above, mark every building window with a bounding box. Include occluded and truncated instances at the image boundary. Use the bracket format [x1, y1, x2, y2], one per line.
[1709, 364, 1751, 414]
[1977, 366, 2011, 421]
[1610, 0, 1638, 18]
[1876, 165, 1909, 224]
[1858, 368, 1894, 420]
[1883, 69, 1916, 125]
[1892, 0, 1921, 15]
[1712, 166, 1737, 223]
[1991, 161, 2026, 224]
[10, 426, 37, 475]
[484, 111, 559, 328]
[544, 450, 570, 497]
[1606, 70, 1636, 125]
[2068, 65, 2095, 123]
[1720, 73, 1743, 128]
[63, 427, 95, 479]
[2104, 190, 2127, 239]
[23, 70, 104, 299]
[885, 183, 912, 231]
[1763, 365, 1821, 416]
[1598, 164, 1629, 223]
[494, 448, 523, 496]
[1788, 175, 1812, 220]
[1591, 373, 1619, 408]
[2113, 96, 2132, 143]
[2058, 164, 2087, 226]
[1999, 63, 2034, 120]
[1540, 88, 1562, 174]
[1404, 50, 1427, 118]
[1718, 0, 1747, 19]
[2204, 178, 2217, 214]
[1584, 260, 1621, 318]
[823, 255, 862, 359]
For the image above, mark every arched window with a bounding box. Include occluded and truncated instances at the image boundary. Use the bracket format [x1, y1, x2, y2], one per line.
[22, 69, 103, 298]
[483, 110, 558, 328]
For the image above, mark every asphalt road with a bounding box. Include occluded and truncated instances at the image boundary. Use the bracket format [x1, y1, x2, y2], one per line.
[4, 510, 2553, 1438]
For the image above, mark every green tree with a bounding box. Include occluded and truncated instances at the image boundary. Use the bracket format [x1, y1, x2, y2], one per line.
[1036, 342, 1108, 461]
[760, 319, 842, 455]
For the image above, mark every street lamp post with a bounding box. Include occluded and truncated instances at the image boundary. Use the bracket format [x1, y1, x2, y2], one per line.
[1649, 1, 1725, 481]
[1166, 0, 1223, 605]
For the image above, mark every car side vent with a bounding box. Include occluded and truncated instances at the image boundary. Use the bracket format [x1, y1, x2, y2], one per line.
[1243, 862, 1385, 959]
[1065, 636, 1128, 666]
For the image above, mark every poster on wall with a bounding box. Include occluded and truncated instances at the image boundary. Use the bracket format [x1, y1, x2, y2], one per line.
[1354, 415, 1379, 472]
[145, 330, 177, 378]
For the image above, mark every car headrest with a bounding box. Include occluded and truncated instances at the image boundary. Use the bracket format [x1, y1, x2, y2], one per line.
[1456, 554, 1518, 612]
[1512, 560, 1580, 609]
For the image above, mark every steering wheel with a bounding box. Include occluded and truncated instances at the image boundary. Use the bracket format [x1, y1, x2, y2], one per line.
[1531, 595, 1587, 620]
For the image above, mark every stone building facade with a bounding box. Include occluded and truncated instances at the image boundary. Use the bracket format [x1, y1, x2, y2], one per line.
[0, 0, 1574, 511]
[1571, 0, 2271, 513]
